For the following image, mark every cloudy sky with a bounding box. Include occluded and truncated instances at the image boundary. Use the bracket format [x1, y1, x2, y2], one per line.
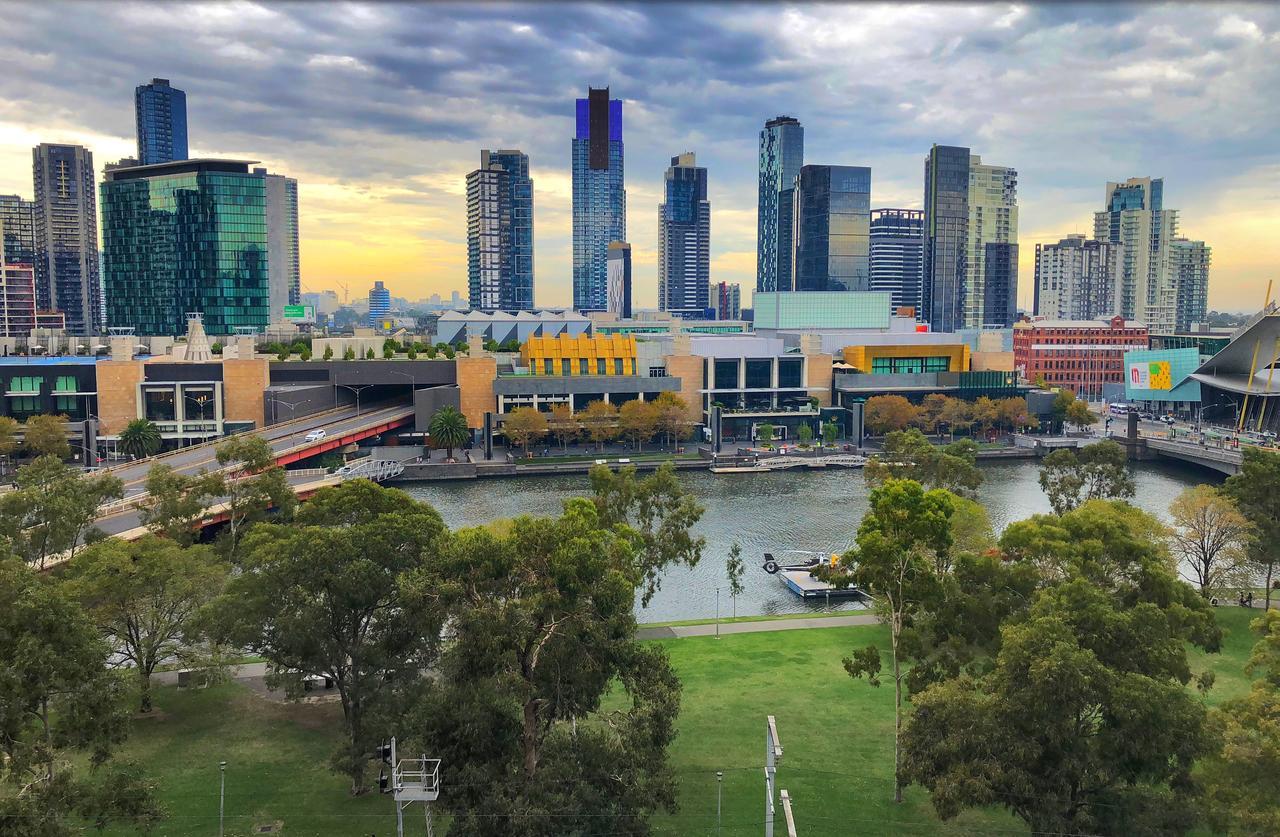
[0, 1, 1276, 312]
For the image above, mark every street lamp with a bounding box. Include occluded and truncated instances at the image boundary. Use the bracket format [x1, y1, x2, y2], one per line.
[269, 397, 307, 450]
[335, 383, 374, 417]
[182, 393, 214, 449]
[218, 761, 227, 837]
[66, 442, 104, 470]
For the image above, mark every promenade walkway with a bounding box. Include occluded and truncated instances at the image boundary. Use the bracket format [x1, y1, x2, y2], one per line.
[636, 613, 877, 640]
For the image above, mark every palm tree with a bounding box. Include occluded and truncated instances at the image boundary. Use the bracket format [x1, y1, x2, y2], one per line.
[429, 406, 470, 460]
[119, 419, 162, 459]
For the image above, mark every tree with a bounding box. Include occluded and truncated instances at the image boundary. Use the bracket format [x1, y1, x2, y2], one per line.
[0, 456, 123, 568]
[405, 498, 684, 833]
[1168, 485, 1251, 594]
[651, 391, 689, 449]
[1049, 389, 1076, 431]
[822, 420, 840, 446]
[970, 396, 999, 439]
[997, 396, 1037, 434]
[902, 579, 1217, 835]
[406, 345, 418, 360]
[796, 422, 813, 447]
[428, 405, 470, 459]
[1202, 610, 1280, 835]
[324, 345, 334, 360]
[1224, 447, 1280, 611]
[118, 419, 162, 460]
[725, 543, 745, 619]
[839, 479, 954, 803]
[343, 346, 355, 360]
[214, 435, 296, 560]
[547, 403, 579, 453]
[67, 537, 228, 712]
[23, 413, 70, 459]
[210, 341, 223, 355]
[503, 406, 547, 455]
[1037, 440, 1134, 515]
[0, 561, 163, 834]
[618, 399, 658, 452]
[138, 464, 222, 544]
[210, 481, 446, 794]
[382, 345, 395, 359]
[1065, 399, 1097, 431]
[920, 393, 950, 436]
[865, 428, 982, 496]
[0, 414, 19, 463]
[864, 395, 919, 435]
[581, 399, 619, 452]
[300, 348, 312, 361]
[365, 347, 376, 359]
[938, 397, 973, 440]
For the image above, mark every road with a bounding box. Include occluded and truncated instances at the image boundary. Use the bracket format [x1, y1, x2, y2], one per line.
[102, 402, 413, 496]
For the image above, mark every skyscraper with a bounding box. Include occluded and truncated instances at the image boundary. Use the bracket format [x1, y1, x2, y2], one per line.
[101, 159, 268, 336]
[712, 281, 741, 320]
[1092, 177, 1177, 333]
[792, 165, 871, 292]
[135, 78, 189, 165]
[757, 116, 804, 292]
[607, 241, 632, 319]
[32, 143, 100, 334]
[1170, 238, 1210, 333]
[658, 153, 711, 318]
[869, 208, 924, 316]
[255, 168, 300, 322]
[466, 149, 533, 311]
[0, 195, 36, 267]
[922, 146, 1018, 331]
[368, 281, 390, 327]
[1033, 235, 1120, 321]
[571, 87, 625, 312]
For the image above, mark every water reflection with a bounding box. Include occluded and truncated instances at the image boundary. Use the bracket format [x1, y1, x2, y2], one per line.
[403, 460, 1217, 623]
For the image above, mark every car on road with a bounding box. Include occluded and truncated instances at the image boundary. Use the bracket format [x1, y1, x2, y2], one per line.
[304, 429, 327, 442]
[1160, 415, 1176, 425]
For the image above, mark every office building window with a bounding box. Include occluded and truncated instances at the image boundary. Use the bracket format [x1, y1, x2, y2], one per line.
[9, 376, 42, 393]
[744, 359, 773, 389]
[777, 358, 803, 388]
[713, 359, 739, 390]
[144, 389, 176, 421]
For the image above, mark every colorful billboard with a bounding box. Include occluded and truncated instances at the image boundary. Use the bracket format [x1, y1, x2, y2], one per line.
[282, 304, 315, 323]
[1128, 360, 1172, 390]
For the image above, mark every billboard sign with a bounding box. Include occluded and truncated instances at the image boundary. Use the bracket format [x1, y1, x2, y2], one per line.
[283, 304, 315, 323]
[1128, 360, 1172, 391]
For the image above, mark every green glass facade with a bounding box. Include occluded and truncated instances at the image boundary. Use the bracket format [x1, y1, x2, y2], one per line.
[752, 290, 891, 330]
[101, 160, 268, 336]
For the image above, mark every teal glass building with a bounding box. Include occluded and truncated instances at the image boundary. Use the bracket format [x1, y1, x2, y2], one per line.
[101, 160, 268, 336]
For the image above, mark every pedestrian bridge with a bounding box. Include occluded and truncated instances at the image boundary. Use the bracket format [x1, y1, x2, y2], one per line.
[1141, 437, 1244, 476]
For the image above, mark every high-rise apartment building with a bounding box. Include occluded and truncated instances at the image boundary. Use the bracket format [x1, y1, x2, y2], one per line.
[658, 153, 711, 319]
[1092, 177, 1178, 334]
[757, 116, 803, 293]
[1033, 235, 1120, 321]
[466, 149, 533, 311]
[869, 208, 924, 316]
[607, 241, 632, 319]
[712, 281, 741, 320]
[0, 263, 39, 336]
[571, 88, 625, 312]
[922, 145, 1018, 331]
[254, 169, 300, 322]
[135, 78, 189, 165]
[32, 144, 100, 334]
[101, 159, 268, 336]
[1170, 238, 1210, 333]
[792, 165, 871, 292]
[368, 281, 390, 327]
[0, 195, 36, 267]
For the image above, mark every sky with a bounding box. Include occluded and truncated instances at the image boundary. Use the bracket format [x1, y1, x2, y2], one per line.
[0, 1, 1276, 313]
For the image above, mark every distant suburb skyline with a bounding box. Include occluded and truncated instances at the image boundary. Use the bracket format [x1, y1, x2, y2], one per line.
[0, 2, 1276, 313]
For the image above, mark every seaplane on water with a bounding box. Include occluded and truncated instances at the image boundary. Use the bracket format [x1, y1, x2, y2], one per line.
[761, 550, 869, 601]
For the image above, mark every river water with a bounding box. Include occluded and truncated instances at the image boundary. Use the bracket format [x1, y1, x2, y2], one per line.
[402, 459, 1217, 623]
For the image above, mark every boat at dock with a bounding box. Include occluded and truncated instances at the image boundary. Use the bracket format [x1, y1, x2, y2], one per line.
[761, 551, 868, 601]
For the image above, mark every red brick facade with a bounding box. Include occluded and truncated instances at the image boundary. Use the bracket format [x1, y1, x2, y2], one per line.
[1013, 315, 1149, 399]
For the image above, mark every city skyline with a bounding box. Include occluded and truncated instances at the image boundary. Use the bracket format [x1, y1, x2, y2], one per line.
[0, 3, 1276, 312]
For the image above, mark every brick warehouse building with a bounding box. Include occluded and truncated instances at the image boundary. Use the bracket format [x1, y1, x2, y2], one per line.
[1013, 315, 1149, 399]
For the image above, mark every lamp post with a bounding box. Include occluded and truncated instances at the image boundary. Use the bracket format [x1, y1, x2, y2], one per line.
[182, 393, 214, 449]
[269, 397, 307, 450]
[335, 383, 373, 417]
[716, 771, 723, 836]
[218, 761, 227, 837]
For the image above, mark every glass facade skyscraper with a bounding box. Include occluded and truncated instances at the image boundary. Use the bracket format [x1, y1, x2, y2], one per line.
[32, 144, 100, 334]
[467, 149, 533, 311]
[757, 116, 803, 293]
[0, 195, 36, 267]
[869, 208, 924, 316]
[922, 145, 970, 332]
[658, 153, 711, 319]
[256, 168, 300, 321]
[572, 88, 625, 312]
[607, 241, 632, 319]
[135, 78, 188, 165]
[101, 159, 268, 336]
[792, 165, 870, 292]
[1092, 177, 1178, 333]
[368, 280, 390, 328]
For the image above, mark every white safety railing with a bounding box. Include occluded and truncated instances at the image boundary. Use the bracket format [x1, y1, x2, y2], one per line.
[335, 458, 405, 482]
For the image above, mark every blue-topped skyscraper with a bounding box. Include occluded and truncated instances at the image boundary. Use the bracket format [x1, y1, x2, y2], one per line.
[572, 87, 625, 312]
[466, 149, 533, 310]
[135, 78, 188, 165]
[792, 165, 871, 292]
[368, 281, 390, 328]
[757, 116, 803, 292]
[658, 153, 711, 319]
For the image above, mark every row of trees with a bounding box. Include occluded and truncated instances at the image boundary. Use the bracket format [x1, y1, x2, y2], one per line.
[0, 413, 97, 463]
[502, 392, 694, 454]
[0, 459, 707, 834]
[863, 391, 1097, 438]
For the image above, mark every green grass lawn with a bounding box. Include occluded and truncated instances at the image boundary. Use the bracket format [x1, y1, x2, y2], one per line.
[100, 608, 1265, 836]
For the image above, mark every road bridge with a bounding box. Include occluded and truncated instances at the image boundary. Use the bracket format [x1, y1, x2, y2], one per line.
[1142, 436, 1244, 476]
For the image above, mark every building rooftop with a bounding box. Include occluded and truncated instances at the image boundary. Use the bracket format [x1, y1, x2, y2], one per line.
[103, 159, 260, 181]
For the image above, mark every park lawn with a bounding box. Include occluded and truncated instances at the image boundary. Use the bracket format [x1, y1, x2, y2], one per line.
[100, 610, 1260, 837]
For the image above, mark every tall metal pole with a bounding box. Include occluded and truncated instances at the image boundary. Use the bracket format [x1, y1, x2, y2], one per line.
[716, 771, 723, 836]
[218, 761, 226, 837]
[716, 587, 721, 638]
[1239, 339, 1263, 433]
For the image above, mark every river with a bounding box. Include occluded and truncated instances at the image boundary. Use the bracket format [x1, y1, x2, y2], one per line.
[402, 459, 1218, 623]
